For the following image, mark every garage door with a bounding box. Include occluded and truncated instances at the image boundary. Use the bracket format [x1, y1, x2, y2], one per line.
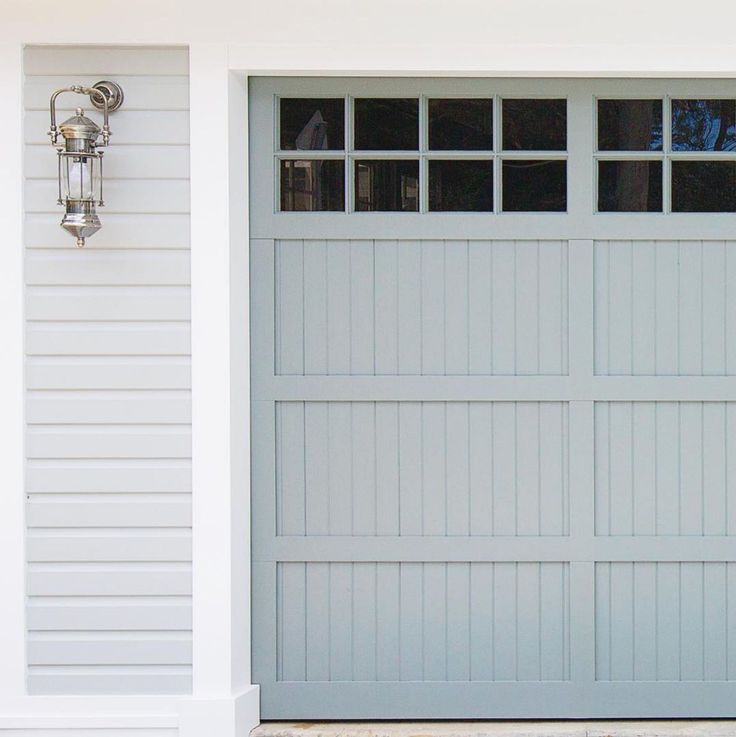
[249, 77, 736, 719]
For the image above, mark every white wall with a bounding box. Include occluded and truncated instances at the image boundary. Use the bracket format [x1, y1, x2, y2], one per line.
[23, 45, 192, 696]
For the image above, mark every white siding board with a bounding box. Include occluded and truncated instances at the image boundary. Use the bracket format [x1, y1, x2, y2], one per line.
[26, 287, 191, 321]
[27, 670, 192, 696]
[26, 426, 191, 459]
[24, 75, 190, 111]
[27, 566, 192, 597]
[25, 110, 189, 146]
[23, 45, 191, 696]
[23, 46, 189, 76]
[25, 213, 190, 249]
[26, 323, 191, 356]
[27, 637, 192, 666]
[26, 358, 191, 390]
[26, 600, 192, 631]
[26, 144, 190, 181]
[26, 462, 191, 494]
[27, 533, 192, 563]
[25, 250, 190, 286]
[27, 392, 191, 424]
[25, 180, 189, 215]
[26, 498, 191, 527]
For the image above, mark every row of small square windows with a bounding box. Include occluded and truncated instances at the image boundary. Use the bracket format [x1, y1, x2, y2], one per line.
[278, 98, 736, 213]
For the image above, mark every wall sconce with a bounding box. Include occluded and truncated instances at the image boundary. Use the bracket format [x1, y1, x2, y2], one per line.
[48, 81, 124, 248]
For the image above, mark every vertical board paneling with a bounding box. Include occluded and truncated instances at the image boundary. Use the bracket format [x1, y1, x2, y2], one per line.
[596, 240, 736, 375]
[596, 562, 736, 681]
[595, 402, 736, 536]
[278, 562, 569, 682]
[23, 46, 191, 696]
[277, 402, 569, 537]
[276, 240, 569, 376]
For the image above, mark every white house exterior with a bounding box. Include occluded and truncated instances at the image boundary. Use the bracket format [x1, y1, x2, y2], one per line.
[3, 1, 736, 734]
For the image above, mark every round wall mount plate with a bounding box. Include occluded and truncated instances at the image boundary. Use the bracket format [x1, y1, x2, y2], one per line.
[90, 80, 124, 112]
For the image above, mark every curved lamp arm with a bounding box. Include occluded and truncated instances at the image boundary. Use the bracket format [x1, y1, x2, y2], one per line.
[49, 85, 110, 145]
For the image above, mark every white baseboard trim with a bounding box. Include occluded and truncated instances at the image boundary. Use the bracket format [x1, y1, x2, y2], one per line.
[0, 687, 260, 734]
[178, 686, 261, 737]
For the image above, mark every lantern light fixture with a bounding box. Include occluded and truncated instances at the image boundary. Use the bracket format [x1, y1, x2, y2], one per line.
[48, 81, 124, 248]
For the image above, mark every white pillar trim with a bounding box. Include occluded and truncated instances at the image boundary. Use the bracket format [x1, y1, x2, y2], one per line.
[189, 43, 258, 733]
[0, 41, 27, 701]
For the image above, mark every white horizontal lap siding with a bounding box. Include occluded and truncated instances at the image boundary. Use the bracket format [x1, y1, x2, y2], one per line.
[23, 46, 192, 696]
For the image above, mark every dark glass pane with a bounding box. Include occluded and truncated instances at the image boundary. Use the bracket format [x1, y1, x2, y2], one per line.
[428, 160, 492, 211]
[355, 160, 419, 211]
[598, 99, 663, 151]
[428, 99, 493, 150]
[598, 161, 663, 212]
[672, 161, 736, 212]
[280, 160, 344, 211]
[354, 99, 419, 150]
[502, 159, 566, 211]
[502, 99, 566, 151]
[672, 100, 736, 151]
[280, 98, 344, 151]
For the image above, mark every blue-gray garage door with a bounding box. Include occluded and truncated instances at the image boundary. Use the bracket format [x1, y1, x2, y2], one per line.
[250, 77, 736, 718]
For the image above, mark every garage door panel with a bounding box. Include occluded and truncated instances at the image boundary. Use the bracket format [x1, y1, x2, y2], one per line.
[595, 402, 736, 536]
[275, 239, 569, 377]
[277, 562, 570, 683]
[596, 562, 736, 682]
[277, 401, 569, 538]
[595, 240, 736, 376]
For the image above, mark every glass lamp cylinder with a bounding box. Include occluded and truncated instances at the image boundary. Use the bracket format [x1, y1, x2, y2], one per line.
[57, 144, 103, 248]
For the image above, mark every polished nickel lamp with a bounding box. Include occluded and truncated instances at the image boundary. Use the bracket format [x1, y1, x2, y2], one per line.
[48, 81, 124, 247]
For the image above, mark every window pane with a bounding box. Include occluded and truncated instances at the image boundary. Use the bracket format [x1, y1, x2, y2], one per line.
[428, 99, 493, 150]
[502, 99, 567, 151]
[502, 160, 566, 211]
[280, 160, 344, 211]
[280, 98, 344, 151]
[355, 160, 419, 211]
[598, 161, 662, 212]
[598, 99, 663, 151]
[428, 160, 492, 211]
[672, 100, 736, 151]
[354, 99, 419, 150]
[671, 161, 736, 212]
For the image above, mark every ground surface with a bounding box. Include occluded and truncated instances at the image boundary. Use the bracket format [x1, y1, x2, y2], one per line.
[252, 722, 736, 737]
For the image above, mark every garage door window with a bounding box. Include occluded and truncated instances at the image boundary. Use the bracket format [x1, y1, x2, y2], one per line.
[278, 96, 570, 213]
[596, 97, 736, 213]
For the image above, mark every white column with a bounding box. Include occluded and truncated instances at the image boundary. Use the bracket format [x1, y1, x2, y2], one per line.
[183, 42, 258, 735]
[0, 42, 27, 703]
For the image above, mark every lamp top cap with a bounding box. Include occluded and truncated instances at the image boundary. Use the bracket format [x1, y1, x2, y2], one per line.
[59, 109, 101, 141]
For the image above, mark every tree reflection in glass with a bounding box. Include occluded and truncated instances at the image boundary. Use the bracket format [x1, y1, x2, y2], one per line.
[672, 100, 736, 151]
[598, 100, 662, 151]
